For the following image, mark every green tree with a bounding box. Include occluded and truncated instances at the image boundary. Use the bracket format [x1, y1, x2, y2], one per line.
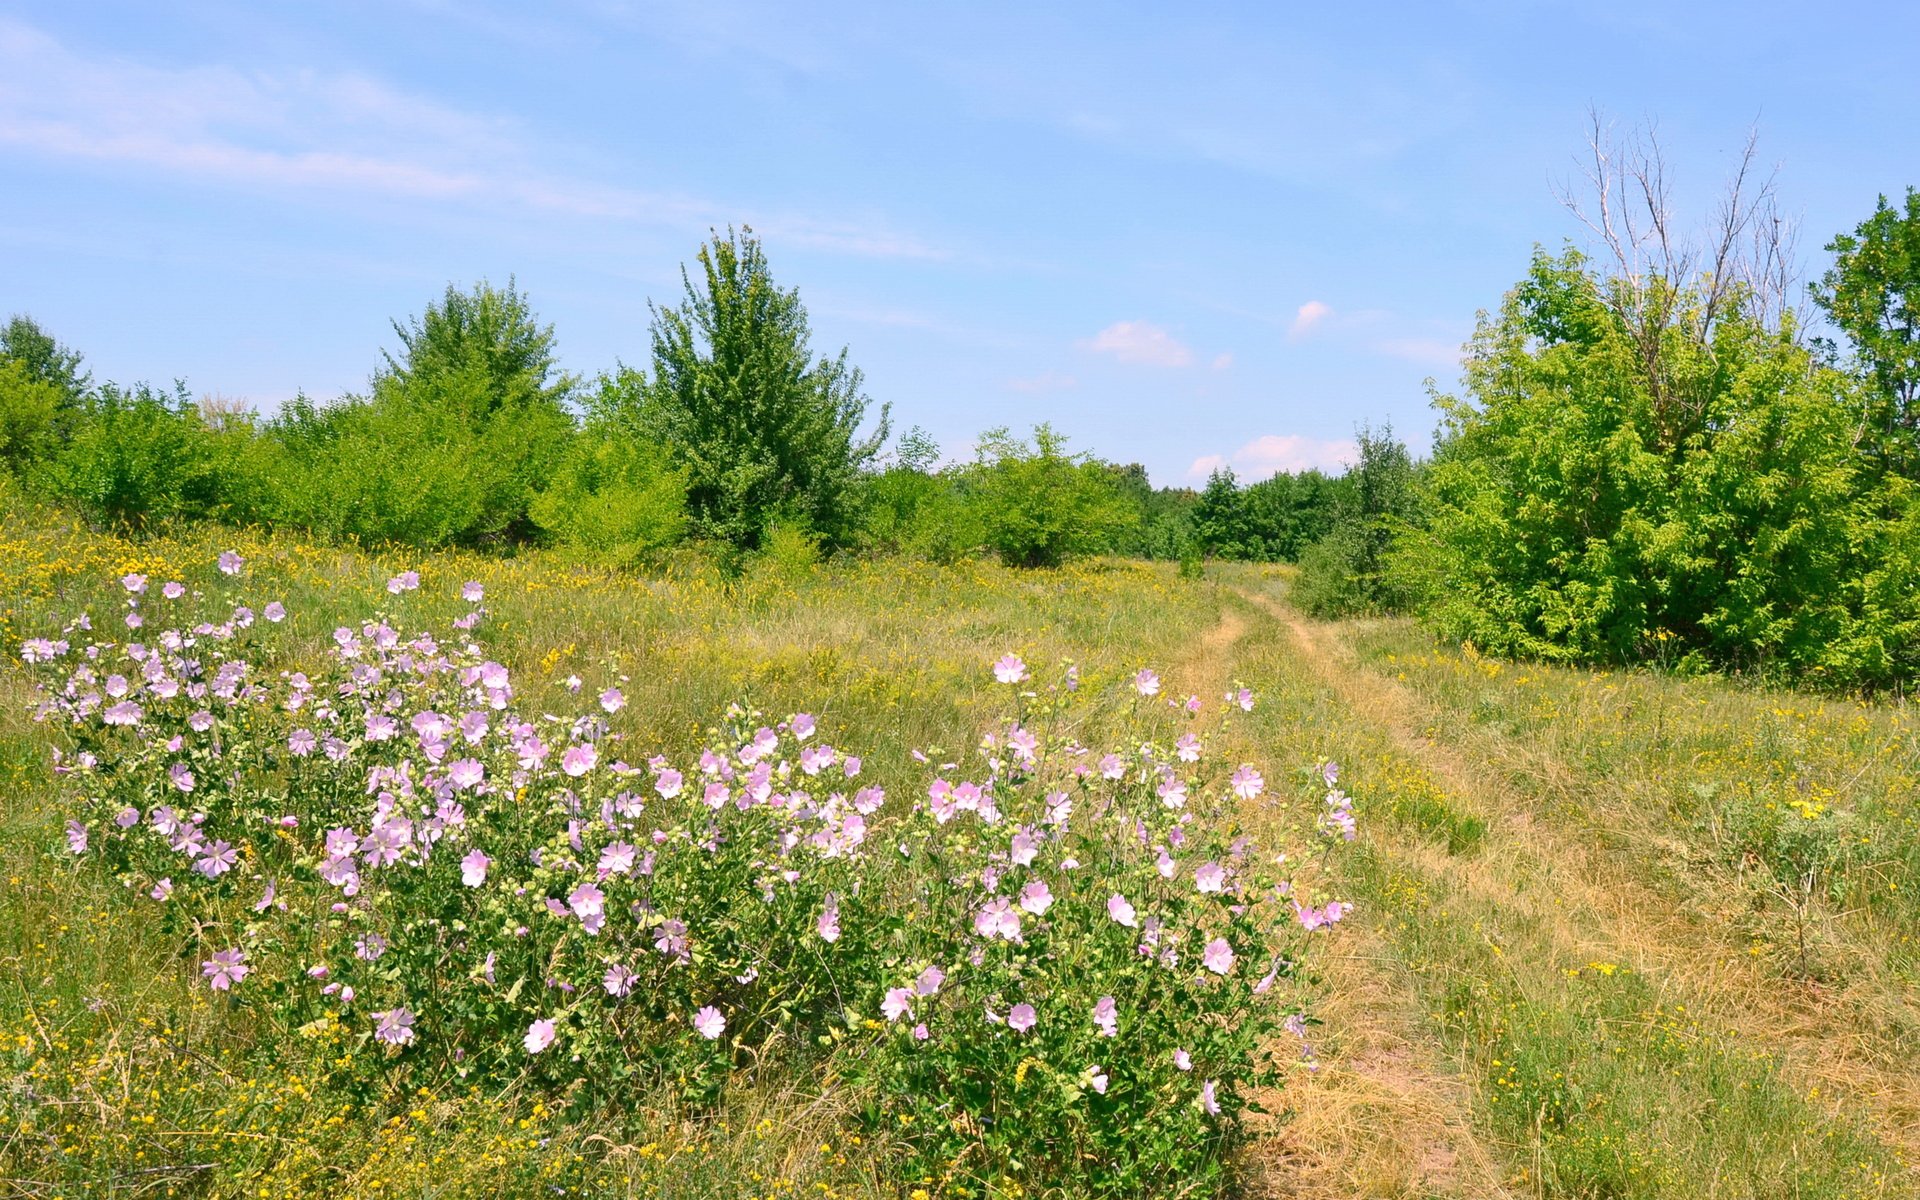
[1241, 469, 1339, 561]
[637, 227, 888, 549]
[0, 314, 89, 404]
[260, 281, 576, 547]
[382, 279, 574, 416]
[1409, 248, 1898, 683]
[0, 359, 62, 473]
[966, 424, 1137, 568]
[1813, 188, 1920, 462]
[1294, 425, 1420, 616]
[1189, 468, 1248, 559]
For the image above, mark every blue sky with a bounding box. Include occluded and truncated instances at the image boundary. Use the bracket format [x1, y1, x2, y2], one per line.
[3, 1, 1916, 485]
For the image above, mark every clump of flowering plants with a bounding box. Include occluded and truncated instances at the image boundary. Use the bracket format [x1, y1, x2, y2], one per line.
[24, 558, 1353, 1197]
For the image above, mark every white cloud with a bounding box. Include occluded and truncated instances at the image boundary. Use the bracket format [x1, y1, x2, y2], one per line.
[1210, 352, 1233, 370]
[1187, 434, 1356, 482]
[1288, 299, 1332, 340]
[1007, 370, 1079, 393]
[0, 18, 939, 259]
[1373, 336, 1463, 369]
[1080, 320, 1194, 367]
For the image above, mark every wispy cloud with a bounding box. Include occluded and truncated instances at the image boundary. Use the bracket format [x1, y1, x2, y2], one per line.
[1188, 433, 1356, 481]
[1287, 299, 1332, 340]
[0, 18, 939, 259]
[1079, 319, 1193, 367]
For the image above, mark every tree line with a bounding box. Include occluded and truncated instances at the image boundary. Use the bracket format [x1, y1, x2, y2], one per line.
[0, 227, 1367, 572]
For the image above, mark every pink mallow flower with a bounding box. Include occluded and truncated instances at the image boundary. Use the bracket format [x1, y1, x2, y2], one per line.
[992, 653, 1028, 684]
[1019, 879, 1054, 916]
[1107, 894, 1137, 928]
[560, 743, 598, 777]
[373, 1007, 415, 1045]
[693, 1005, 726, 1040]
[1007, 1003, 1037, 1033]
[604, 964, 637, 996]
[1202, 938, 1236, 976]
[202, 947, 248, 991]
[974, 896, 1022, 941]
[524, 1018, 556, 1053]
[882, 987, 915, 1022]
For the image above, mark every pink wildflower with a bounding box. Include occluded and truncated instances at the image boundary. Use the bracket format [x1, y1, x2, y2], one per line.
[524, 1019, 556, 1053]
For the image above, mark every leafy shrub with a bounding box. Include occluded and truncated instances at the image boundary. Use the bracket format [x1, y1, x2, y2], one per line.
[34, 382, 228, 528]
[254, 282, 577, 548]
[25, 561, 1355, 1197]
[0, 358, 61, 472]
[529, 425, 688, 567]
[965, 424, 1139, 568]
[1414, 249, 1909, 685]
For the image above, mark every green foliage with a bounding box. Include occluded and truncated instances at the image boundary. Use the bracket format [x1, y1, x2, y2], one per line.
[639, 228, 888, 550]
[1190, 469, 1252, 558]
[1293, 426, 1419, 617]
[529, 427, 687, 567]
[1411, 248, 1911, 686]
[1813, 187, 1920, 463]
[1104, 462, 1196, 561]
[965, 424, 1138, 568]
[1188, 466, 1342, 562]
[860, 427, 952, 554]
[257, 282, 576, 548]
[34, 381, 229, 528]
[1, 313, 90, 404]
[0, 359, 62, 472]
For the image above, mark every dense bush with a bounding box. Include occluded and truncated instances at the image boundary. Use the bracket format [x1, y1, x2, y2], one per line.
[27, 558, 1354, 1196]
[34, 381, 232, 529]
[962, 424, 1139, 568]
[1403, 249, 1914, 685]
[0, 358, 62, 472]
[528, 420, 688, 567]
[252, 282, 576, 548]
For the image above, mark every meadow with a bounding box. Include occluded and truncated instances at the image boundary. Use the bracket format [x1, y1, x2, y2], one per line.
[0, 498, 1915, 1198]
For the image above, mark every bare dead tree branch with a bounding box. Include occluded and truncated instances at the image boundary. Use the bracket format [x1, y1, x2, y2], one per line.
[1556, 110, 1802, 444]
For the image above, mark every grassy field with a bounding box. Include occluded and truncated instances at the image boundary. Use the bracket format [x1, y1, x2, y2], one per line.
[1, 507, 1916, 1197]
